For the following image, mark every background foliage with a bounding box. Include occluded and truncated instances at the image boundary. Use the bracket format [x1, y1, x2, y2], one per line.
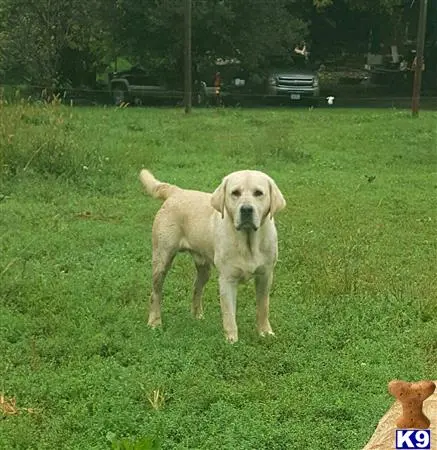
[0, 0, 428, 87]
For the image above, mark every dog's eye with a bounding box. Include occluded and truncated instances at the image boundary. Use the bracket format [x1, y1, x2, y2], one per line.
[253, 190, 264, 197]
[231, 189, 241, 197]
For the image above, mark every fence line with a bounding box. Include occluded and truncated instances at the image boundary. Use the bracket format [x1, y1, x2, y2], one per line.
[0, 83, 436, 104]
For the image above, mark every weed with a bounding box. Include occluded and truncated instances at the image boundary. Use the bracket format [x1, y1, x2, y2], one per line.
[147, 389, 165, 411]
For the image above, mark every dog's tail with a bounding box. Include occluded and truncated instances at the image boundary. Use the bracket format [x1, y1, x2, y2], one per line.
[139, 169, 180, 201]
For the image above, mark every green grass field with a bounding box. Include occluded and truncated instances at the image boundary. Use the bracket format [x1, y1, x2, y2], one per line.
[1, 102, 436, 449]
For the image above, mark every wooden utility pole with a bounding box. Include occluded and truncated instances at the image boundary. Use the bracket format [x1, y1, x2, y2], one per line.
[411, 0, 428, 117]
[184, 0, 192, 114]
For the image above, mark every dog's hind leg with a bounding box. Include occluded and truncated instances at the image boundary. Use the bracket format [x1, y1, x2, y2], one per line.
[191, 254, 211, 320]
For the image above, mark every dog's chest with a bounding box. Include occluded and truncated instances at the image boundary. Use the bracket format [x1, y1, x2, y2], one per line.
[233, 253, 268, 282]
[215, 227, 277, 282]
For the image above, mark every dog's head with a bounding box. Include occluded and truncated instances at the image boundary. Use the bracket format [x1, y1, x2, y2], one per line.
[211, 170, 286, 231]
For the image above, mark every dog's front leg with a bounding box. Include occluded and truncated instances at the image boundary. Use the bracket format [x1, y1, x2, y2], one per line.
[219, 275, 239, 343]
[255, 271, 275, 337]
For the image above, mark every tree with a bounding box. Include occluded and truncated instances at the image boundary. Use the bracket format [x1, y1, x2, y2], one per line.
[301, 0, 410, 60]
[228, 0, 308, 69]
[0, 0, 111, 86]
[111, 0, 309, 77]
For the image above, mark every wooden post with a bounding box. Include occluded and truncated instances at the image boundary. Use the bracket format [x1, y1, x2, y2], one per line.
[411, 0, 428, 117]
[184, 0, 192, 114]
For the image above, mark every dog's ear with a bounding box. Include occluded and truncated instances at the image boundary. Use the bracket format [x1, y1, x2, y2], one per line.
[211, 177, 228, 219]
[268, 178, 286, 219]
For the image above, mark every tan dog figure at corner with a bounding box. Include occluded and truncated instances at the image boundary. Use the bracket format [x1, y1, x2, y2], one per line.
[139, 169, 286, 343]
[388, 380, 436, 429]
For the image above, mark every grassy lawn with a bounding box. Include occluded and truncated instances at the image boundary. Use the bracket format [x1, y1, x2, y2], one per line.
[1, 103, 436, 449]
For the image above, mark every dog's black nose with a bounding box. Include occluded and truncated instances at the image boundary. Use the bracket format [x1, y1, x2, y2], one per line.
[240, 205, 254, 216]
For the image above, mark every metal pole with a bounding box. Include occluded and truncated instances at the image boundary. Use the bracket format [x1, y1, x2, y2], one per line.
[411, 0, 428, 117]
[184, 0, 192, 114]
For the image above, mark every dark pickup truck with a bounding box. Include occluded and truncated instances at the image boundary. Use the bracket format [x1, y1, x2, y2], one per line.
[108, 65, 206, 106]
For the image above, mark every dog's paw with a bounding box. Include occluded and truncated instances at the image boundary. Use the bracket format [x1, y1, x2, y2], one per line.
[225, 333, 239, 344]
[259, 330, 275, 338]
[258, 320, 275, 338]
[191, 308, 204, 320]
[147, 317, 162, 328]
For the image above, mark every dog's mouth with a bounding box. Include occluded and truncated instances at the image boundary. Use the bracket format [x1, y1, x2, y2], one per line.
[236, 222, 258, 232]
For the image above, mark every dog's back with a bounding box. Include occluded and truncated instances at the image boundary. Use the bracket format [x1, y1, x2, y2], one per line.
[140, 169, 216, 261]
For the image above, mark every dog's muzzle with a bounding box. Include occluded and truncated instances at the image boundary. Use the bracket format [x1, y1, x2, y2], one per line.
[237, 205, 257, 231]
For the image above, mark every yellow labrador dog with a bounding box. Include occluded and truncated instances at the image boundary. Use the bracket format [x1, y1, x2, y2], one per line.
[139, 169, 286, 343]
